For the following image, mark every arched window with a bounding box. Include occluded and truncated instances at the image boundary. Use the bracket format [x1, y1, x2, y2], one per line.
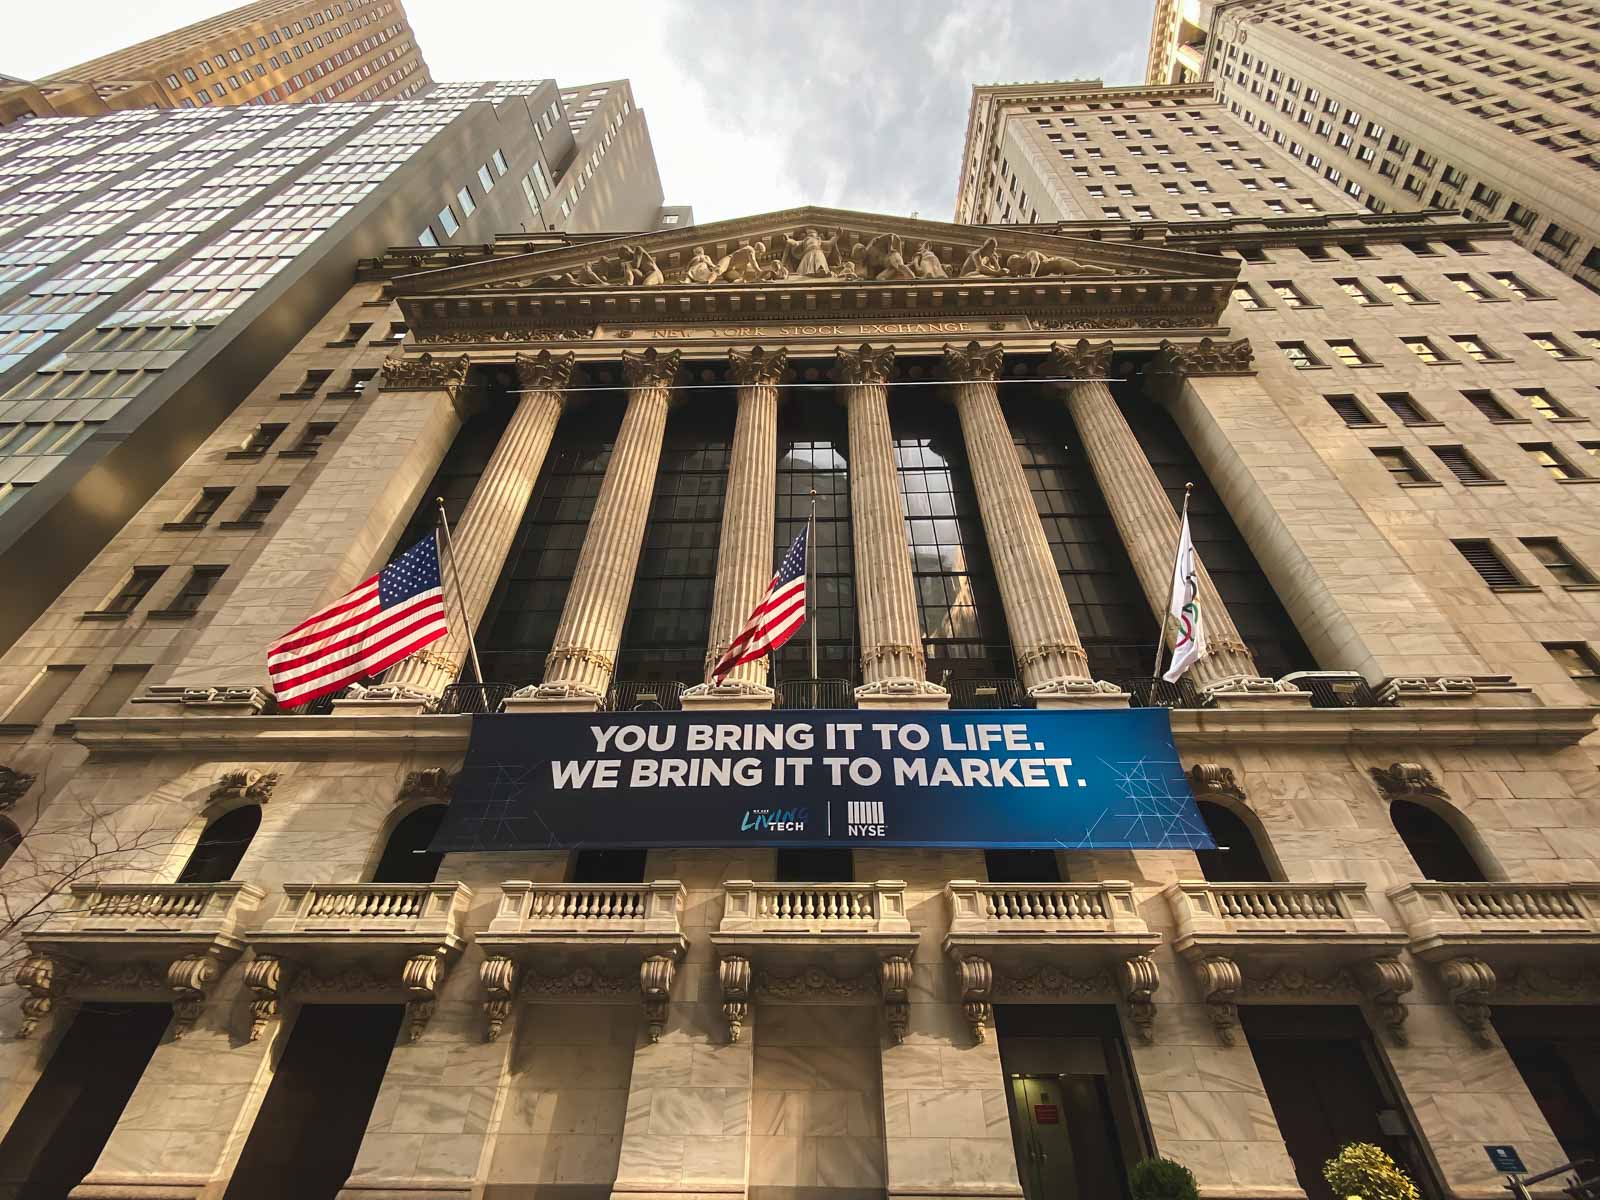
[371, 805, 446, 883]
[0, 816, 21, 870]
[177, 806, 261, 883]
[1195, 800, 1277, 882]
[1390, 798, 1488, 882]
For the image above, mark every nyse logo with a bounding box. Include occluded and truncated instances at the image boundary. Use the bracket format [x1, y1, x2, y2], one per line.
[741, 807, 808, 833]
[847, 800, 887, 838]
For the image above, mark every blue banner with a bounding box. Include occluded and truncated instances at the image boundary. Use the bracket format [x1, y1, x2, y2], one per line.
[430, 708, 1213, 852]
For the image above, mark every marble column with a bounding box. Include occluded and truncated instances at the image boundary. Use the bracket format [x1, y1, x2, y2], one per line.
[512, 348, 680, 712]
[1046, 339, 1273, 693]
[383, 350, 573, 700]
[683, 346, 785, 711]
[836, 344, 946, 709]
[942, 341, 1125, 707]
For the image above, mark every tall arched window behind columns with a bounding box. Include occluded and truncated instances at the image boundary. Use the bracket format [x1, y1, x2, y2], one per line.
[177, 805, 261, 883]
[1390, 799, 1489, 882]
[1194, 799, 1279, 882]
[371, 805, 445, 884]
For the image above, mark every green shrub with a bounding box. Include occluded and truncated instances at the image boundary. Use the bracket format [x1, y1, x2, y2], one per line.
[1322, 1142, 1421, 1200]
[1129, 1156, 1201, 1200]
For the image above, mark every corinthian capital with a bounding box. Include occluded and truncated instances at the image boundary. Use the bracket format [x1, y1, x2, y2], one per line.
[834, 343, 894, 385]
[1149, 336, 1255, 379]
[621, 347, 681, 389]
[514, 349, 575, 392]
[942, 340, 1005, 383]
[381, 352, 470, 399]
[1043, 338, 1114, 382]
[728, 345, 787, 387]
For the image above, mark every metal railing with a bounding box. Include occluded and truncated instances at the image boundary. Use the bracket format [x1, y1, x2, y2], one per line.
[1281, 671, 1389, 709]
[946, 677, 1029, 709]
[607, 680, 685, 711]
[439, 682, 516, 714]
[775, 678, 855, 709]
[1110, 677, 1207, 709]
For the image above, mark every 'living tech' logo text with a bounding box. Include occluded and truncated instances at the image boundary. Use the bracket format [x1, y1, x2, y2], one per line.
[740, 807, 809, 833]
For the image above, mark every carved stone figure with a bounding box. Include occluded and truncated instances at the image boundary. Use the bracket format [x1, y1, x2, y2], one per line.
[624, 244, 664, 286]
[959, 237, 1004, 277]
[682, 245, 719, 284]
[910, 240, 947, 278]
[875, 234, 917, 280]
[784, 227, 838, 277]
[1005, 249, 1110, 278]
[717, 240, 770, 284]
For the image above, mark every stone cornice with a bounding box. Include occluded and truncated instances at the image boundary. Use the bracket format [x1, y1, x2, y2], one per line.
[67, 705, 1597, 758]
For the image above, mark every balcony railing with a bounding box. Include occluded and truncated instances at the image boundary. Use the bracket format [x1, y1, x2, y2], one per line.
[947, 677, 1029, 710]
[1281, 671, 1388, 709]
[775, 678, 855, 709]
[946, 880, 1149, 934]
[486, 880, 685, 937]
[41, 881, 265, 939]
[1166, 880, 1398, 944]
[440, 682, 515, 714]
[607, 680, 684, 711]
[257, 882, 472, 935]
[718, 880, 911, 934]
[1389, 881, 1600, 956]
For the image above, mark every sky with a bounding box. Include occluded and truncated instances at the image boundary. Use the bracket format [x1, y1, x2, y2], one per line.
[6, 0, 1155, 224]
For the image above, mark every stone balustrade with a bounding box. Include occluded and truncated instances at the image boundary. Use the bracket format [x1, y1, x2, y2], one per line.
[258, 881, 472, 935]
[718, 879, 911, 934]
[1165, 880, 1396, 941]
[1388, 880, 1600, 958]
[946, 879, 1149, 934]
[50, 881, 265, 936]
[486, 879, 685, 937]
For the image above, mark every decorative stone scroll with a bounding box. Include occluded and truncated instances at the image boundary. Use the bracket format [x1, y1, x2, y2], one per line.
[243, 955, 289, 1042]
[640, 954, 677, 1043]
[1368, 762, 1447, 801]
[957, 957, 994, 1043]
[14, 954, 72, 1038]
[0, 764, 36, 810]
[480, 955, 519, 1041]
[401, 952, 445, 1042]
[1188, 763, 1245, 804]
[209, 770, 277, 805]
[881, 955, 912, 1044]
[718, 955, 752, 1042]
[166, 955, 219, 1038]
[380, 352, 470, 403]
[398, 768, 456, 803]
[1438, 957, 1497, 1046]
[420, 326, 596, 344]
[1119, 954, 1162, 1044]
[1195, 954, 1243, 1045]
[1359, 956, 1415, 1047]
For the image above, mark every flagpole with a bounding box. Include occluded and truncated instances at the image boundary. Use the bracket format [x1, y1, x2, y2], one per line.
[435, 496, 484, 685]
[806, 488, 819, 683]
[1152, 481, 1194, 680]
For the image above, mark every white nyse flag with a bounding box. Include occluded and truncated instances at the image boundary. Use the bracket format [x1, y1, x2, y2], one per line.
[1162, 511, 1207, 683]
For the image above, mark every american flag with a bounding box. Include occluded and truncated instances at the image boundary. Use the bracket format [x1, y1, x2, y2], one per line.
[267, 535, 449, 708]
[711, 526, 809, 684]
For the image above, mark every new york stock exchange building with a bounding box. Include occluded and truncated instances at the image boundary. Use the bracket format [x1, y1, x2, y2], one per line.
[2, 205, 1599, 1200]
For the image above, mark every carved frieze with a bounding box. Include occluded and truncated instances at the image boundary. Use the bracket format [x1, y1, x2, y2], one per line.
[754, 964, 877, 1001]
[520, 965, 636, 999]
[421, 326, 595, 343]
[719, 955, 751, 1042]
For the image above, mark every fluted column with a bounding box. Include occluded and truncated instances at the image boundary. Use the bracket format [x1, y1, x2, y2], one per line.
[684, 347, 785, 709]
[516, 348, 680, 711]
[1047, 339, 1264, 690]
[943, 341, 1125, 706]
[836, 344, 946, 708]
[385, 351, 573, 699]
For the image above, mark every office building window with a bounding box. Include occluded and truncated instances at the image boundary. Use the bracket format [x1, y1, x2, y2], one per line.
[1546, 643, 1600, 700]
[1521, 443, 1586, 480]
[437, 203, 460, 237]
[99, 568, 165, 615]
[1453, 540, 1523, 589]
[1279, 342, 1319, 368]
[1431, 446, 1495, 484]
[457, 185, 477, 216]
[1325, 395, 1377, 426]
[1327, 340, 1373, 366]
[1517, 388, 1574, 419]
[1372, 447, 1431, 484]
[1379, 394, 1430, 425]
[160, 567, 226, 615]
[1402, 337, 1449, 365]
[1521, 538, 1595, 585]
[1462, 391, 1519, 422]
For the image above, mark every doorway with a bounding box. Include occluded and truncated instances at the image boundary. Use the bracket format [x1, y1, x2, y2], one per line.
[1242, 1006, 1439, 1200]
[997, 1005, 1148, 1200]
[0, 1001, 171, 1200]
[222, 1004, 402, 1200]
[1494, 1007, 1600, 1175]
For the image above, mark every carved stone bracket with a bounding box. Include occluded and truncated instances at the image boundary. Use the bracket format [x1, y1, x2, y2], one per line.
[957, 956, 994, 1043]
[0, 764, 37, 811]
[1368, 762, 1447, 800]
[1195, 955, 1243, 1045]
[728, 345, 788, 386]
[1188, 763, 1246, 804]
[1359, 956, 1414, 1046]
[1044, 338, 1115, 382]
[209, 770, 278, 806]
[401, 952, 444, 1042]
[480, 955, 520, 1041]
[640, 954, 677, 1043]
[881, 955, 912, 1044]
[834, 343, 895, 385]
[166, 955, 220, 1038]
[14, 954, 75, 1038]
[942, 340, 1005, 383]
[1438, 957, 1497, 1046]
[243, 955, 290, 1042]
[381, 352, 470, 405]
[621, 347, 682, 390]
[719, 955, 751, 1043]
[514, 349, 576, 392]
[1119, 954, 1161, 1044]
[398, 768, 456, 803]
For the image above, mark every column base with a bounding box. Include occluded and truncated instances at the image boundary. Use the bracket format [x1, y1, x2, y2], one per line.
[132, 685, 272, 717]
[1030, 678, 1131, 709]
[855, 679, 949, 710]
[501, 682, 606, 713]
[1202, 676, 1313, 710]
[680, 681, 775, 711]
[331, 684, 440, 717]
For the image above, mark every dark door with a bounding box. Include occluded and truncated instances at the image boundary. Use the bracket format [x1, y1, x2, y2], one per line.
[1243, 1007, 1437, 1200]
[223, 1004, 403, 1200]
[1495, 1007, 1600, 1174]
[0, 1002, 171, 1200]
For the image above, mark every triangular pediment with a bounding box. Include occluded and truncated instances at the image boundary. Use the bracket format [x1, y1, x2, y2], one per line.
[393, 206, 1239, 336]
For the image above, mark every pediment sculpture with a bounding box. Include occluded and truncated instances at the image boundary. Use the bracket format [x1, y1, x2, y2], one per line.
[536, 228, 1122, 289]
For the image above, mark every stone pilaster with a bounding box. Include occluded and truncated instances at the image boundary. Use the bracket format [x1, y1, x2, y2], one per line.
[1047, 340, 1284, 697]
[382, 351, 573, 701]
[835, 344, 946, 709]
[511, 348, 680, 712]
[943, 341, 1125, 708]
[683, 347, 785, 711]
